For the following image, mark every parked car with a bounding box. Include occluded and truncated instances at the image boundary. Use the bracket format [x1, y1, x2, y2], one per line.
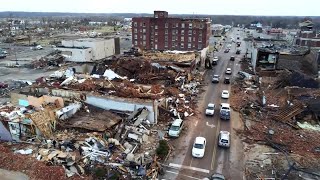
[225, 68, 232, 75]
[224, 77, 230, 84]
[168, 119, 184, 137]
[230, 56, 235, 61]
[192, 137, 206, 158]
[236, 49, 241, 54]
[212, 56, 219, 65]
[205, 173, 225, 180]
[224, 49, 229, 53]
[220, 103, 231, 120]
[218, 131, 230, 148]
[221, 90, 230, 99]
[0, 82, 8, 89]
[212, 75, 220, 83]
[205, 103, 215, 116]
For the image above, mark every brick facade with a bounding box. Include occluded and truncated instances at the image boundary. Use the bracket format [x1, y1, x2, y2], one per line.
[132, 11, 211, 51]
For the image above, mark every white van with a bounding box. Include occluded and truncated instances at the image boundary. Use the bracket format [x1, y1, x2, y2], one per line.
[218, 131, 230, 148]
[168, 119, 184, 137]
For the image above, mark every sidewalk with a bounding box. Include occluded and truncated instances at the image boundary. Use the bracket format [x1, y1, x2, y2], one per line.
[0, 169, 29, 180]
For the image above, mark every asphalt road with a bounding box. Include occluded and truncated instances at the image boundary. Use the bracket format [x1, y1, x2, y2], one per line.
[163, 28, 246, 180]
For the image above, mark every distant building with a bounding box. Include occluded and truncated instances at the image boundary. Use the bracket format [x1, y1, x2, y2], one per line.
[295, 20, 320, 48]
[211, 24, 224, 37]
[55, 38, 120, 62]
[131, 11, 211, 51]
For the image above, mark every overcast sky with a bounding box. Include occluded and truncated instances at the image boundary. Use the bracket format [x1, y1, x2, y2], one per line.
[0, 0, 319, 16]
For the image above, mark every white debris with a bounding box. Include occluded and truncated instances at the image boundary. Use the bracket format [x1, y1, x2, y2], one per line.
[15, 149, 33, 155]
[297, 122, 320, 131]
[103, 69, 122, 80]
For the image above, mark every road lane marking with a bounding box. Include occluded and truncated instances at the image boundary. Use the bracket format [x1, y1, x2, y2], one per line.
[206, 121, 215, 128]
[194, 120, 198, 127]
[168, 163, 210, 174]
[165, 170, 203, 180]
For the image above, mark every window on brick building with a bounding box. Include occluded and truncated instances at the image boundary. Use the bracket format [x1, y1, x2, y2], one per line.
[143, 41, 146, 46]
[172, 30, 176, 35]
[143, 23, 146, 27]
[143, 29, 146, 33]
[198, 44, 202, 49]
[188, 43, 191, 48]
[200, 24, 204, 29]
[165, 36, 168, 41]
[134, 28, 137, 33]
[134, 34, 137, 39]
[134, 41, 137, 45]
[165, 29, 168, 34]
[198, 37, 202, 42]
[140, 22, 143, 26]
[181, 30, 184, 35]
[193, 37, 196, 41]
[193, 30, 196, 34]
[181, 43, 184, 48]
[143, 35, 146, 40]
[155, 38, 158, 42]
[199, 31, 202, 36]
[155, 31, 158, 36]
[188, 30, 192, 35]
[176, 23, 179, 28]
[155, 25, 158, 29]
[165, 42, 168, 48]
[181, 36, 184, 42]
[188, 37, 192, 42]
[172, 36, 176, 41]
[189, 23, 192, 29]
[181, 23, 185, 28]
[172, 42, 176, 47]
[134, 22, 137, 27]
[165, 23, 168, 28]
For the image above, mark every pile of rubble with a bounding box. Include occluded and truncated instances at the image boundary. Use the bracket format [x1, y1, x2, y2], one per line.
[231, 68, 320, 178]
[0, 51, 204, 178]
[32, 50, 65, 69]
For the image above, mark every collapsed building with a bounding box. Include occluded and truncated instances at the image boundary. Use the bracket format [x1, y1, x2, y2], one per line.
[232, 47, 320, 179]
[0, 50, 203, 179]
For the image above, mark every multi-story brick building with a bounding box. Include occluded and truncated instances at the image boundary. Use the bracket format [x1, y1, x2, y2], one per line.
[132, 11, 211, 51]
[295, 20, 320, 48]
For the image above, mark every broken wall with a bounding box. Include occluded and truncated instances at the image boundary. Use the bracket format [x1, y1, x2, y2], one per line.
[85, 95, 158, 124]
[0, 121, 12, 141]
[27, 95, 64, 108]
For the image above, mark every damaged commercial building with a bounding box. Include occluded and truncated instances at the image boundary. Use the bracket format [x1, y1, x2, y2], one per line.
[55, 38, 120, 62]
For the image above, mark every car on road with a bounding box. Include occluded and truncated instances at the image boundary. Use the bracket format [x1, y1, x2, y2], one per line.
[168, 119, 184, 137]
[205, 103, 215, 116]
[192, 137, 206, 158]
[221, 90, 230, 99]
[220, 103, 231, 120]
[212, 56, 219, 65]
[203, 173, 225, 180]
[230, 56, 235, 61]
[224, 77, 230, 84]
[218, 131, 230, 148]
[225, 68, 232, 75]
[212, 75, 220, 83]
[224, 49, 229, 53]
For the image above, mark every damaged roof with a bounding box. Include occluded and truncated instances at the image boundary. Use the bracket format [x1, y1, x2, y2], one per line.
[64, 109, 122, 131]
